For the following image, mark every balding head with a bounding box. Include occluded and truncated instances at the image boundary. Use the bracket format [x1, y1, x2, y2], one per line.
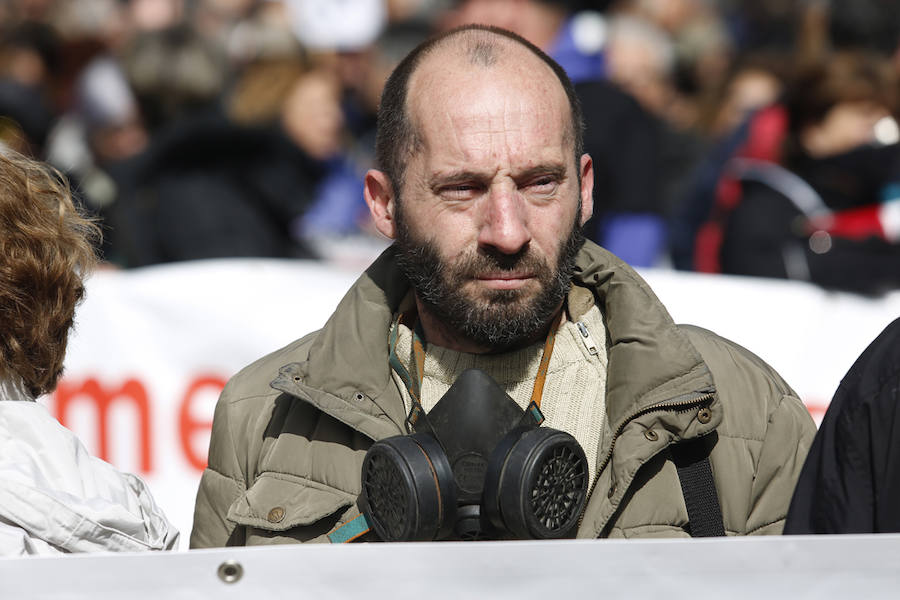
[374, 25, 584, 195]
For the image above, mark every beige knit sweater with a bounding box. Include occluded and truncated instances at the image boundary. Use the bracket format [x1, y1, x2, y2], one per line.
[391, 301, 608, 481]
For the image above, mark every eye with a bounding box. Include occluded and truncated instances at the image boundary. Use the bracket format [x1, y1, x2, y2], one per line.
[440, 183, 481, 201]
[524, 175, 559, 195]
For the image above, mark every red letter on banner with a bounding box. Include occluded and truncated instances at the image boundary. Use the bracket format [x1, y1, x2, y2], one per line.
[179, 375, 225, 471]
[53, 378, 153, 473]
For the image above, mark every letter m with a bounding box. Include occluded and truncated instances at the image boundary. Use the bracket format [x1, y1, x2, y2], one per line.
[53, 378, 153, 473]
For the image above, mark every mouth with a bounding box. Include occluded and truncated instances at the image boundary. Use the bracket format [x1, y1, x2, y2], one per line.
[473, 273, 535, 290]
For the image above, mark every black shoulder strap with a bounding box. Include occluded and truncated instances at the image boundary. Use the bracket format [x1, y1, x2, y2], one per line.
[672, 436, 726, 537]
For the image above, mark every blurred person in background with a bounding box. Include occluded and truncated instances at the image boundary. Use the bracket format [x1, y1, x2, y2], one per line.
[441, 0, 607, 83]
[121, 22, 228, 133]
[277, 0, 403, 264]
[669, 52, 786, 270]
[283, 67, 370, 241]
[37, 0, 178, 262]
[672, 0, 900, 277]
[694, 50, 900, 295]
[577, 6, 711, 268]
[0, 20, 60, 155]
[599, 0, 734, 266]
[225, 7, 392, 261]
[229, 51, 367, 246]
[589, 12, 694, 267]
[696, 55, 785, 145]
[6, 0, 894, 275]
[128, 0, 185, 32]
[602, 13, 677, 121]
[46, 55, 149, 262]
[294, 22, 433, 258]
[105, 21, 323, 266]
[0, 149, 178, 554]
[615, 0, 734, 112]
[726, 0, 805, 53]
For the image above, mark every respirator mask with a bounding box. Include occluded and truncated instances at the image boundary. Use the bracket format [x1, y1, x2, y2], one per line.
[360, 368, 589, 541]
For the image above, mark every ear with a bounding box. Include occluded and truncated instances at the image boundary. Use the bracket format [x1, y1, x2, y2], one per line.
[578, 153, 594, 226]
[364, 169, 397, 239]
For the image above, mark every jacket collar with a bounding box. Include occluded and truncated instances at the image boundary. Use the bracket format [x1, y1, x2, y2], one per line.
[572, 243, 717, 431]
[271, 247, 412, 440]
[272, 241, 718, 441]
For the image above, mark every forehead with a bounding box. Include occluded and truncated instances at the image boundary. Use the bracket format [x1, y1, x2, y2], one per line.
[407, 45, 573, 165]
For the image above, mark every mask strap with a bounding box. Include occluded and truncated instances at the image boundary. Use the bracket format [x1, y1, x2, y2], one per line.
[389, 309, 563, 411]
[530, 310, 562, 409]
[389, 311, 427, 405]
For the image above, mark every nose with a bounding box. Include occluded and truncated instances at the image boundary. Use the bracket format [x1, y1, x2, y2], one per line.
[477, 185, 532, 255]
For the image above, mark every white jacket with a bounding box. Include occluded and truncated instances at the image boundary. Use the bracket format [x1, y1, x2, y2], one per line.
[0, 379, 179, 556]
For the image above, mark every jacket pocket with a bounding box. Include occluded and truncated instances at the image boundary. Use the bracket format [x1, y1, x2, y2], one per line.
[226, 472, 355, 532]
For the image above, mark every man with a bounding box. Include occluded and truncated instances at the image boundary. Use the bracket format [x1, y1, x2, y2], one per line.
[191, 25, 815, 546]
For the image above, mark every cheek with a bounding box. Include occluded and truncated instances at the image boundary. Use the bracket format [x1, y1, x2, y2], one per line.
[532, 203, 579, 248]
[431, 217, 477, 261]
[402, 202, 477, 259]
[408, 196, 479, 242]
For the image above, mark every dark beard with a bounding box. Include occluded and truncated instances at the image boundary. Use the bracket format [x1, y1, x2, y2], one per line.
[394, 204, 584, 351]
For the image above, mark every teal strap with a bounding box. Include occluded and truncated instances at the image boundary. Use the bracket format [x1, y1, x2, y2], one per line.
[388, 312, 428, 429]
[526, 401, 545, 426]
[327, 513, 372, 543]
[388, 314, 422, 403]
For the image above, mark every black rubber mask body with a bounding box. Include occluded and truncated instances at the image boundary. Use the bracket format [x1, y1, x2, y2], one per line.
[361, 368, 589, 542]
[420, 369, 534, 504]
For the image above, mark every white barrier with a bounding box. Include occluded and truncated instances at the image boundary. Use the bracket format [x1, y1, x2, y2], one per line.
[3, 535, 900, 599]
[39, 258, 900, 546]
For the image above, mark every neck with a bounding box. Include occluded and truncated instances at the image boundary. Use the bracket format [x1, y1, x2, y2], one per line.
[413, 295, 564, 355]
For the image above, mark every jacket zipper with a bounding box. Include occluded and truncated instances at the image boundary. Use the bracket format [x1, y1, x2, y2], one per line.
[576, 321, 599, 356]
[577, 391, 716, 530]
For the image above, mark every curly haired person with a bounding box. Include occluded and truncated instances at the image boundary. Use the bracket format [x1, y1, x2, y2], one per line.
[0, 149, 179, 555]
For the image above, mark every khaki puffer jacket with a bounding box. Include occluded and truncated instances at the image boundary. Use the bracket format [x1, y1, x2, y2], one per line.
[190, 242, 816, 547]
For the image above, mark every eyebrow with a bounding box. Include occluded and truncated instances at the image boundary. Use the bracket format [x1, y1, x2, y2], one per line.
[513, 164, 567, 183]
[428, 170, 489, 189]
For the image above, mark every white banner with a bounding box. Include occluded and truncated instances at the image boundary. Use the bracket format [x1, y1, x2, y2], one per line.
[39, 258, 900, 546]
[3, 535, 900, 599]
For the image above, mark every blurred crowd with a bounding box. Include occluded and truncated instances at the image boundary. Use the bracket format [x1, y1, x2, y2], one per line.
[1, 0, 900, 294]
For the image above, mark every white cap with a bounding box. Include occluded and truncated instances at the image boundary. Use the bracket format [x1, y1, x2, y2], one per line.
[283, 0, 387, 51]
[76, 57, 138, 128]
